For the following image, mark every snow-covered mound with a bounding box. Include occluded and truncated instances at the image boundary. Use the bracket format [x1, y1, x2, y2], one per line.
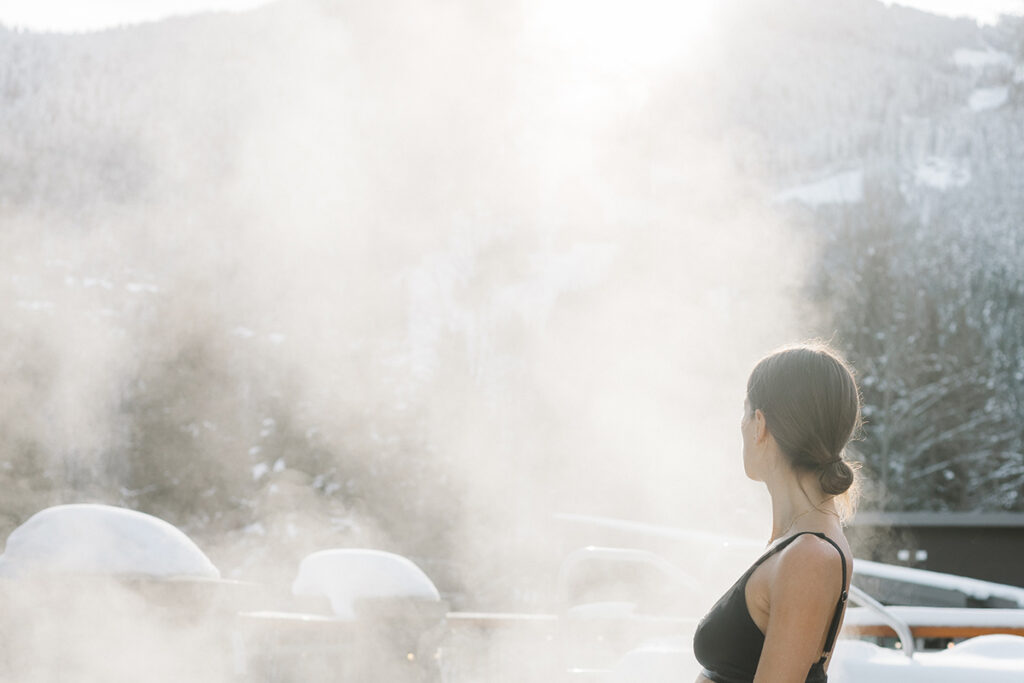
[0, 504, 219, 579]
[950, 634, 1024, 659]
[292, 549, 440, 620]
[610, 635, 1024, 682]
[830, 635, 1024, 682]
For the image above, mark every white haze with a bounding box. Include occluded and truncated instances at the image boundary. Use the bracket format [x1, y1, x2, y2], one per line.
[0, 0, 275, 33]
[0, 0, 820, 679]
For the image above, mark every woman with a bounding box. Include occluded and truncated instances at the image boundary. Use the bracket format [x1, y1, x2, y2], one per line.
[692, 343, 861, 683]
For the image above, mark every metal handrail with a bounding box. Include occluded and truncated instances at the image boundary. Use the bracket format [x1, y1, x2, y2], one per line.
[847, 584, 915, 657]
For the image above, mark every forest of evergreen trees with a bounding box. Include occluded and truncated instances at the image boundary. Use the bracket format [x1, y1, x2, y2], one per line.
[802, 183, 1024, 512]
[759, 10, 1024, 512]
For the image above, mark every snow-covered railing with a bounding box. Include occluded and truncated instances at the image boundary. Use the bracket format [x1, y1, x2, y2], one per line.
[854, 559, 1024, 608]
[554, 514, 1024, 608]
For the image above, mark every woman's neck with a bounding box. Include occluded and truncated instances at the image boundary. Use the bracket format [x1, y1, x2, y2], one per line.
[766, 469, 839, 543]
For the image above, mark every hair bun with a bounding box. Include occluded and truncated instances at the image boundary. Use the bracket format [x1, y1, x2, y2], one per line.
[818, 458, 855, 496]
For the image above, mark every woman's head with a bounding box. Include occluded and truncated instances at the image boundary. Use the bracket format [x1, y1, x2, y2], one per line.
[745, 342, 862, 498]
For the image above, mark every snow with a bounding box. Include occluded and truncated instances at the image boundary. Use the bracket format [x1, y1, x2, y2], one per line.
[611, 636, 1024, 682]
[775, 169, 864, 206]
[291, 549, 440, 620]
[969, 86, 1009, 111]
[949, 634, 1024, 658]
[914, 157, 971, 190]
[953, 48, 1013, 69]
[855, 559, 1024, 607]
[831, 636, 1024, 681]
[251, 462, 269, 480]
[0, 504, 220, 579]
[844, 606, 1024, 628]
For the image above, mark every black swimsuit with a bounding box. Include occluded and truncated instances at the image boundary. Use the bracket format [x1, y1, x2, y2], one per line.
[692, 531, 849, 683]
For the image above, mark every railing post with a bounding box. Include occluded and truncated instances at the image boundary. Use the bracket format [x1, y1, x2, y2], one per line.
[847, 585, 915, 657]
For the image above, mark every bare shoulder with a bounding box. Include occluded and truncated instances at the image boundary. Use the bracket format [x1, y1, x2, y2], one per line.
[774, 533, 850, 590]
[782, 533, 849, 562]
[753, 534, 852, 682]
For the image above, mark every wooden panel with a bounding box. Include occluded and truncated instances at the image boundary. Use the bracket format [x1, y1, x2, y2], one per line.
[844, 624, 1024, 638]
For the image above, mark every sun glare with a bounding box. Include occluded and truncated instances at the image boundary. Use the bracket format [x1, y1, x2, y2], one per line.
[526, 0, 720, 72]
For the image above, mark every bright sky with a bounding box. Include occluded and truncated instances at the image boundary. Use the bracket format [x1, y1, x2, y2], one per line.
[0, 0, 273, 32]
[0, 0, 1021, 33]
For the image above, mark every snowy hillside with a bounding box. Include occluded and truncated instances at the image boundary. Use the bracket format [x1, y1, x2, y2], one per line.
[0, 0, 1022, 613]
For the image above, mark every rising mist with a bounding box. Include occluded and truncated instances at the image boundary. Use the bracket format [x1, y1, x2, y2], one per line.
[0, 0, 826, 679]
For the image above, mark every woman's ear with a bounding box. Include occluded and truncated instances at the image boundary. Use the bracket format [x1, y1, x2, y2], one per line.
[751, 409, 766, 444]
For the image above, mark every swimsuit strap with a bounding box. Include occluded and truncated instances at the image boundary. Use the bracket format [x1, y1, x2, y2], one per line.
[755, 530, 834, 566]
[751, 530, 819, 568]
[760, 531, 849, 660]
[808, 533, 848, 658]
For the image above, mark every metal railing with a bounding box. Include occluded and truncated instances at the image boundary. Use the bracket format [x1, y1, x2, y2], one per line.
[847, 584, 916, 657]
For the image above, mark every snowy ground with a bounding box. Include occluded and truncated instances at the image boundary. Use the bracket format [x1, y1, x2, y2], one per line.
[609, 634, 1024, 682]
[4, 505, 1024, 682]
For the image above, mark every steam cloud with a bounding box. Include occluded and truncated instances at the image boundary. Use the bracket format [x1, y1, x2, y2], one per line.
[0, 0, 812, 679]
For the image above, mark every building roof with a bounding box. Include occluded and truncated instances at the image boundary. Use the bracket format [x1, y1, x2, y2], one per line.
[850, 511, 1024, 528]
